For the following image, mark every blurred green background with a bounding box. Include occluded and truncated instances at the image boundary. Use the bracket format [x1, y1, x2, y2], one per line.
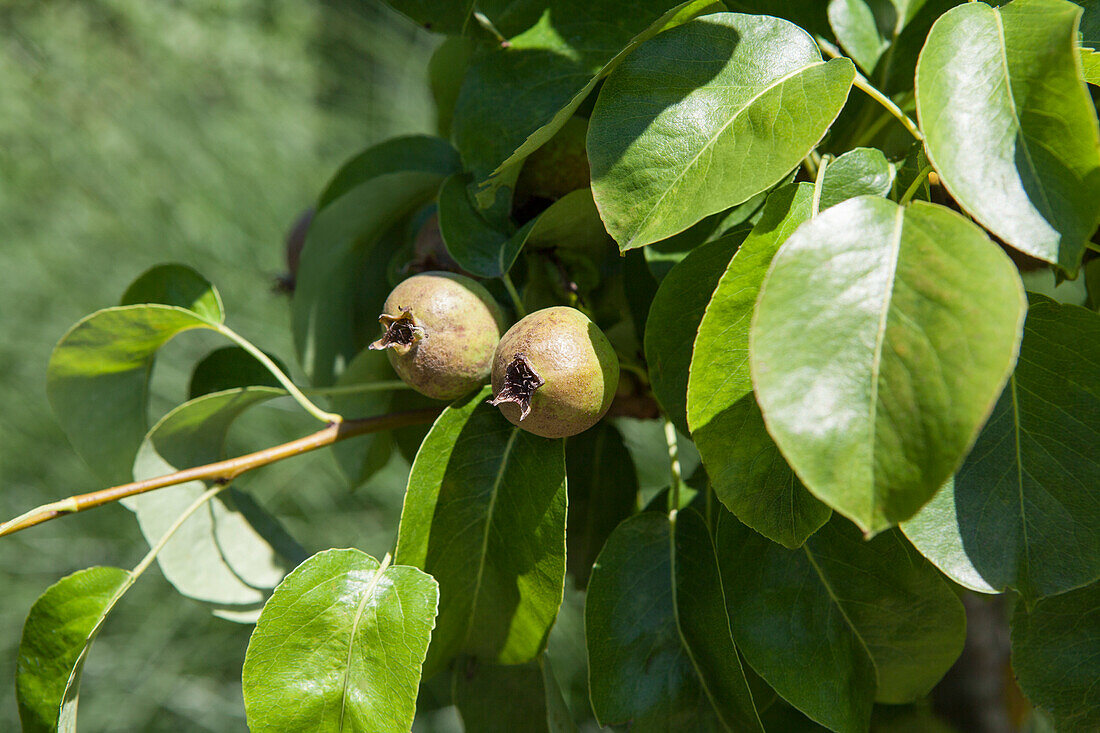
[0, 1, 443, 728]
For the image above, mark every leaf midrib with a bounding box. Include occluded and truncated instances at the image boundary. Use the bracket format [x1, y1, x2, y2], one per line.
[627, 60, 830, 247]
[464, 428, 521, 645]
[339, 560, 390, 732]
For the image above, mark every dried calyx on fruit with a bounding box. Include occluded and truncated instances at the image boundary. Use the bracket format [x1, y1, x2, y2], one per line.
[371, 271, 505, 401]
[490, 306, 618, 438]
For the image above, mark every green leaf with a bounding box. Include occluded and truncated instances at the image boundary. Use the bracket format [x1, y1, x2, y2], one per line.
[586, 510, 762, 730]
[750, 198, 1027, 534]
[242, 549, 438, 733]
[119, 263, 224, 322]
[47, 305, 219, 483]
[688, 184, 830, 548]
[589, 12, 855, 250]
[292, 171, 452, 386]
[188, 345, 284, 399]
[819, 147, 896, 211]
[565, 422, 638, 586]
[521, 188, 611, 252]
[329, 348, 400, 486]
[828, 0, 892, 75]
[395, 389, 567, 676]
[902, 298, 1100, 602]
[127, 388, 304, 621]
[1010, 580, 1100, 732]
[429, 37, 474, 138]
[316, 135, 460, 212]
[716, 511, 965, 732]
[453, 656, 577, 733]
[916, 0, 1100, 274]
[16, 567, 130, 733]
[724, 0, 832, 37]
[1083, 47, 1100, 85]
[645, 235, 742, 435]
[437, 173, 523, 277]
[453, 0, 717, 185]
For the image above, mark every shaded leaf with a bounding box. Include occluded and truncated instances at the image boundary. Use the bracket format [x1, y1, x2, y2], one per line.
[717, 511, 965, 732]
[317, 135, 460, 212]
[437, 173, 524, 277]
[587, 510, 761, 730]
[329, 348, 401, 486]
[565, 422, 638, 586]
[902, 298, 1100, 602]
[381, 0, 475, 34]
[916, 0, 1100, 273]
[395, 389, 567, 676]
[589, 12, 855, 250]
[188, 345, 284, 399]
[521, 188, 611, 253]
[1010, 580, 1100, 732]
[127, 388, 304, 620]
[429, 37, 474, 138]
[16, 567, 130, 733]
[645, 235, 742, 435]
[47, 305, 219, 483]
[452, 656, 577, 732]
[292, 168, 453, 386]
[242, 549, 438, 733]
[688, 184, 830, 548]
[751, 198, 1026, 534]
[454, 0, 717, 186]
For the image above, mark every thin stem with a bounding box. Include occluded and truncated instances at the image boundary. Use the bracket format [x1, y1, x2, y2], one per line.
[303, 381, 412, 398]
[899, 164, 936, 206]
[217, 324, 342, 424]
[818, 37, 923, 143]
[812, 154, 831, 218]
[664, 419, 682, 513]
[501, 273, 526, 318]
[1085, 241, 1100, 255]
[0, 408, 442, 538]
[618, 361, 650, 384]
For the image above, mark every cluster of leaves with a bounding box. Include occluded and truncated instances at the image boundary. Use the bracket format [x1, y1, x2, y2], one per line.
[11, 0, 1100, 731]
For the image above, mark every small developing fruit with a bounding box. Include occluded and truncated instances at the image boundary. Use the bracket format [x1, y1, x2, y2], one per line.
[489, 306, 619, 438]
[370, 272, 505, 401]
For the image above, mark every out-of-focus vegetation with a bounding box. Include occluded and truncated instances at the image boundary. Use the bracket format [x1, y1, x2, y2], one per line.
[0, 1, 439, 728]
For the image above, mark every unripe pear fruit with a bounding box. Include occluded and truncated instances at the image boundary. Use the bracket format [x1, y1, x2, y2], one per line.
[490, 306, 619, 438]
[515, 116, 591, 203]
[371, 272, 505, 401]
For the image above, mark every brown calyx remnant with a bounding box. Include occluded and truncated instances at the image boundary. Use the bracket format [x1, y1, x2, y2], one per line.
[488, 354, 545, 419]
[369, 309, 426, 354]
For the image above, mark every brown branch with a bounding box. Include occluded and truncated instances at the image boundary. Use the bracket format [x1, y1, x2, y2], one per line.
[0, 408, 442, 539]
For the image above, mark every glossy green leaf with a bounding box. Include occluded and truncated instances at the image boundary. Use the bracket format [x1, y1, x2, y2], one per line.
[902, 298, 1100, 602]
[453, 0, 717, 185]
[16, 567, 129, 733]
[828, 0, 892, 74]
[242, 549, 438, 733]
[717, 511, 965, 732]
[437, 173, 523, 277]
[645, 235, 742, 436]
[316, 135, 460, 211]
[916, 0, 1100, 273]
[188, 345, 284, 399]
[292, 170, 452, 386]
[119, 263, 224, 322]
[565, 422, 638, 586]
[751, 198, 1027, 534]
[724, 0, 832, 37]
[395, 389, 567, 676]
[819, 147, 895, 211]
[47, 305, 219, 483]
[1011, 580, 1100, 732]
[127, 388, 304, 621]
[452, 656, 577, 732]
[587, 511, 762, 730]
[688, 184, 830, 548]
[589, 12, 855, 250]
